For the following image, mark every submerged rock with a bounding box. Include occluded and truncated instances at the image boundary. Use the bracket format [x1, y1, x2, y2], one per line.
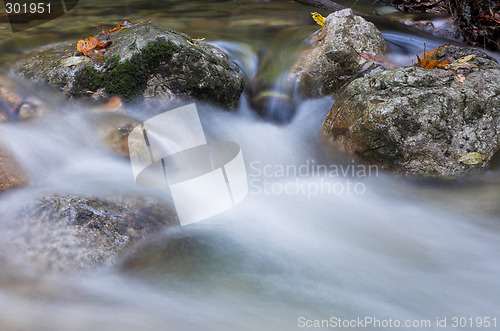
[14, 23, 244, 109]
[0, 143, 29, 192]
[94, 113, 140, 158]
[290, 9, 389, 97]
[0, 76, 44, 122]
[323, 45, 500, 176]
[13, 195, 178, 272]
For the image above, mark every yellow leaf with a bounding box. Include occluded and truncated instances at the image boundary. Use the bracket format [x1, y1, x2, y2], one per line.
[455, 54, 475, 63]
[444, 54, 476, 70]
[448, 62, 477, 70]
[311, 12, 325, 27]
[459, 152, 485, 165]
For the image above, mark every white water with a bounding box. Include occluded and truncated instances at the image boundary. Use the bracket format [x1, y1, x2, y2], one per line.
[0, 87, 499, 330]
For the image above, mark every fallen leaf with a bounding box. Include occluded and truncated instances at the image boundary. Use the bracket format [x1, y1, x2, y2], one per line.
[459, 152, 485, 165]
[311, 12, 325, 26]
[421, 58, 438, 69]
[421, 44, 450, 59]
[77, 37, 99, 57]
[86, 90, 107, 98]
[414, 44, 451, 69]
[455, 54, 476, 63]
[102, 20, 139, 34]
[97, 40, 112, 49]
[435, 56, 454, 67]
[442, 54, 477, 70]
[447, 62, 477, 70]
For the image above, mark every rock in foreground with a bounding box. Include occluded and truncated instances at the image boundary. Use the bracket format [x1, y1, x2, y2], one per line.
[15, 23, 244, 109]
[323, 45, 500, 176]
[0, 143, 29, 192]
[290, 9, 389, 97]
[13, 195, 178, 271]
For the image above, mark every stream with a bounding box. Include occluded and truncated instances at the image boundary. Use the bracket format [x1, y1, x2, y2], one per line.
[0, 0, 500, 330]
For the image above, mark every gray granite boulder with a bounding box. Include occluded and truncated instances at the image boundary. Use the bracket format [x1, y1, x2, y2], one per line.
[290, 9, 389, 97]
[323, 45, 500, 176]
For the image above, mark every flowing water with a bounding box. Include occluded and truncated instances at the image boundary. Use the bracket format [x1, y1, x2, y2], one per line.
[0, 1, 500, 330]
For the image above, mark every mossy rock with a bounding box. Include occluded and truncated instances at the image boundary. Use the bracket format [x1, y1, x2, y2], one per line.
[14, 23, 244, 109]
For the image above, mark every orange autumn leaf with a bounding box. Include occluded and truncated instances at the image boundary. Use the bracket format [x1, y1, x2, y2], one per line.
[102, 20, 133, 34]
[97, 40, 112, 49]
[77, 37, 112, 58]
[414, 44, 451, 69]
[420, 44, 449, 61]
[415, 54, 437, 69]
[422, 58, 438, 69]
[102, 24, 121, 34]
[77, 37, 99, 55]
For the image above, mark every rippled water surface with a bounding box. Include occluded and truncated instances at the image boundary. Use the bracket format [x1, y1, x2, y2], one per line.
[0, 1, 499, 330]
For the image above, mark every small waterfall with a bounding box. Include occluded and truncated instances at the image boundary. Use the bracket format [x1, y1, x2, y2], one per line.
[214, 26, 315, 124]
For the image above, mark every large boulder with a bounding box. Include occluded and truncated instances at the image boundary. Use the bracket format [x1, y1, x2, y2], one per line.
[14, 23, 244, 109]
[290, 9, 389, 97]
[323, 45, 500, 176]
[0, 143, 29, 192]
[11, 195, 178, 272]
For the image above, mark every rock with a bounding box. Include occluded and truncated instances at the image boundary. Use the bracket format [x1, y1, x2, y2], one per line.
[290, 9, 389, 97]
[0, 76, 43, 123]
[323, 45, 500, 176]
[0, 143, 29, 192]
[12, 195, 178, 272]
[94, 113, 140, 158]
[14, 23, 244, 109]
[0, 76, 47, 122]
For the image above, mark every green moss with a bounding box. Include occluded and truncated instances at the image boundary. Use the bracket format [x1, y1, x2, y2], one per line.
[105, 55, 120, 70]
[71, 38, 177, 100]
[105, 61, 148, 99]
[72, 67, 102, 93]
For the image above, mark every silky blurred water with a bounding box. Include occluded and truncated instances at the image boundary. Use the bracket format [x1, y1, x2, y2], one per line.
[0, 1, 499, 330]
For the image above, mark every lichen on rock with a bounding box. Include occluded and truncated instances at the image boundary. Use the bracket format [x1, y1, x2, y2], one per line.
[323, 45, 500, 176]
